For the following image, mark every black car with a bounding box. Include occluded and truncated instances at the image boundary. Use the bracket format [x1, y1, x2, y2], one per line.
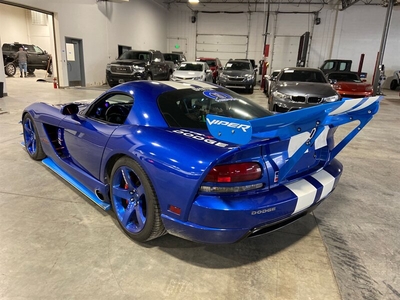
[162, 52, 186, 70]
[106, 50, 174, 87]
[2, 42, 53, 76]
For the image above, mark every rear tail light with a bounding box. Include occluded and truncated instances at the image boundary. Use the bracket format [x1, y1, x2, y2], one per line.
[204, 162, 262, 183]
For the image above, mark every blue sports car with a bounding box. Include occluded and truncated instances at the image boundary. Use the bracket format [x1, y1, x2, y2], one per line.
[22, 81, 382, 244]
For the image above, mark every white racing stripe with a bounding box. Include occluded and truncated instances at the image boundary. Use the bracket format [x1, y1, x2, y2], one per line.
[286, 169, 336, 214]
[288, 132, 309, 158]
[329, 98, 364, 115]
[311, 170, 335, 201]
[315, 126, 329, 150]
[348, 96, 380, 112]
[161, 80, 216, 90]
[286, 180, 317, 214]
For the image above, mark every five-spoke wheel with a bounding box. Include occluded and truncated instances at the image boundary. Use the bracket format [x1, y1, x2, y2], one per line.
[110, 157, 165, 242]
[22, 114, 46, 160]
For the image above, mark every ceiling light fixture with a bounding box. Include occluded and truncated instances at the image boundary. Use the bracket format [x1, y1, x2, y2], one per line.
[188, 0, 199, 3]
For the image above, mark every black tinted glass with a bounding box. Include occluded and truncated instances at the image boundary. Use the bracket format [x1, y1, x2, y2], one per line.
[158, 88, 272, 129]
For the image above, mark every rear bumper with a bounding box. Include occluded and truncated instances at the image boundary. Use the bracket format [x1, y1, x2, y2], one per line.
[162, 159, 342, 244]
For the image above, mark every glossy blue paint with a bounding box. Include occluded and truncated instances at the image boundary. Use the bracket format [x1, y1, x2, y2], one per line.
[21, 81, 382, 243]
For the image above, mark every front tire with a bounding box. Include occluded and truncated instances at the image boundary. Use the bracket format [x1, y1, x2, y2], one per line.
[390, 79, 398, 90]
[110, 157, 166, 242]
[22, 113, 46, 160]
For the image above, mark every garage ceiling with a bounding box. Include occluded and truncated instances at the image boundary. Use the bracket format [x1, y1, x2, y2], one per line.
[154, 0, 386, 10]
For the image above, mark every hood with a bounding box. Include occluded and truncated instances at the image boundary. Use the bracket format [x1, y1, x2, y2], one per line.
[335, 82, 371, 92]
[110, 59, 146, 67]
[276, 82, 337, 97]
[222, 70, 252, 77]
[174, 70, 204, 78]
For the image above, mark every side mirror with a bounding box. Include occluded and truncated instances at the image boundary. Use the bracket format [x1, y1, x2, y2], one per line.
[61, 103, 79, 115]
[43, 50, 47, 54]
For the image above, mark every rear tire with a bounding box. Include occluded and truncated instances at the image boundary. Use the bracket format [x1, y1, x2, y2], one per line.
[110, 157, 166, 242]
[390, 79, 398, 90]
[22, 113, 46, 161]
[5, 63, 16, 76]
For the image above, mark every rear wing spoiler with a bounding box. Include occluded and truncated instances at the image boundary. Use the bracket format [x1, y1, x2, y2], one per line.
[206, 96, 382, 181]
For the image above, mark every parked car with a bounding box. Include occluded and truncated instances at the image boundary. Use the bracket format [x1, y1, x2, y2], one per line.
[195, 57, 222, 83]
[218, 59, 257, 93]
[162, 52, 186, 70]
[171, 61, 213, 82]
[389, 70, 400, 90]
[263, 69, 281, 96]
[327, 72, 373, 98]
[21, 80, 382, 243]
[2, 42, 52, 76]
[106, 49, 174, 87]
[268, 67, 340, 112]
[237, 58, 256, 70]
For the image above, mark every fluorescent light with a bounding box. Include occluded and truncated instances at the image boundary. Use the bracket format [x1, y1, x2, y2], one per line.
[189, 0, 199, 3]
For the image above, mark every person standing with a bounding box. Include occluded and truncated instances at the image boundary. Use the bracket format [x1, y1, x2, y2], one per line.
[14, 47, 29, 78]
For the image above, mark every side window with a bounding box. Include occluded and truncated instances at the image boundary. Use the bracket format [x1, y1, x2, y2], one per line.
[86, 93, 134, 125]
[25, 45, 36, 52]
[322, 62, 334, 71]
[33, 45, 44, 54]
[2, 44, 10, 51]
[153, 52, 162, 62]
[339, 62, 347, 71]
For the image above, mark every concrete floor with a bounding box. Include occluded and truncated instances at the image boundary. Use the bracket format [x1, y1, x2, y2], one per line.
[0, 72, 399, 300]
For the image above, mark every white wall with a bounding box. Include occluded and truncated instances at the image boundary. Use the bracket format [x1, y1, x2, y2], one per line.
[166, 4, 400, 85]
[1, 1, 399, 87]
[1, 0, 168, 87]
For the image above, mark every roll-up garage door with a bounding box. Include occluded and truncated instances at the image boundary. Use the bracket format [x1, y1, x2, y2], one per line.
[196, 12, 249, 65]
[270, 13, 314, 71]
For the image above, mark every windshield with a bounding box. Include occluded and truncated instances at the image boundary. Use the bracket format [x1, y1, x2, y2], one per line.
[328, 73, 361, 83]
[224, 61, 251, 71]
[279, 70, 327, 83]
[178, 63, 204, 72]
[198, 59, 216, 67]
[158, 88, 273, 129]
[119, 51, 151, 61]
[164, 53, 180, 61]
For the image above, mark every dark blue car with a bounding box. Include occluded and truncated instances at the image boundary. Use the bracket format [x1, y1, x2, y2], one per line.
[22, 80, 381, 243]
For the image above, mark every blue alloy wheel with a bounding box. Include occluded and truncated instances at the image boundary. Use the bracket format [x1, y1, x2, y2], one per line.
[23, 113, 45, 160]
[110, 157, 165, 242]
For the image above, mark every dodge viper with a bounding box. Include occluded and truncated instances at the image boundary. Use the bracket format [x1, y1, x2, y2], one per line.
[22, 80, 382, 244]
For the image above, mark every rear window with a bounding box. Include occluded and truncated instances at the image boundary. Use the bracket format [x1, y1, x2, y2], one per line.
[158, 88, 272, 129]
[119, 51, 150, 61]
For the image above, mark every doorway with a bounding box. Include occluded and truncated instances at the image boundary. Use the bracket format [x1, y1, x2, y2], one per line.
[65, 37, 85, 87]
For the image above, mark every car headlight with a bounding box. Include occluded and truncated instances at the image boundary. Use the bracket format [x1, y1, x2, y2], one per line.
[219, 73, 227, 79]
[133, 66, 145, 72]
[106, 64, 111, 71]
[194, 76, 201, 80]
[323, 95, 340, 102]
[365, 86, 373, 92]
[333, 84, 341, 90]
[273, 91, 292, 100]
[245, 74, 254, 81]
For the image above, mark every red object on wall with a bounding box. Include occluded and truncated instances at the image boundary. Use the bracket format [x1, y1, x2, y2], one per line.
[264, 44, 270, 57]
[53, 77, 58, 89]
